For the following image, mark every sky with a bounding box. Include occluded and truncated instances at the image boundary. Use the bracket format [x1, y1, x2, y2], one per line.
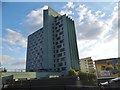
[0, 1, 119, 70]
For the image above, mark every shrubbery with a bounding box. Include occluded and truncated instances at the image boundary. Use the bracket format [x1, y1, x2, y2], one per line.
[67, 68, 97, 86]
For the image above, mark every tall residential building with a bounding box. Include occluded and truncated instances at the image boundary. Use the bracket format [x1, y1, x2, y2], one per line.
[80, 57, 94, 73]
[26, 7, 80, 72]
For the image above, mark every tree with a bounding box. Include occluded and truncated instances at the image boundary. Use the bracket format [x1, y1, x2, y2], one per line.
[77, 71, 97, 86]
[68, 68, 78, 76]
[78, 71, 86, 76]
[90, 68, 96, 74]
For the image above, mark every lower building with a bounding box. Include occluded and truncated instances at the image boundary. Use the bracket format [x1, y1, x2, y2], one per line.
[80, 57, 94, 73]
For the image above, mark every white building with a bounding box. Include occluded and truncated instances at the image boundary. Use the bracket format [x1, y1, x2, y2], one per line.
[26, 7, 80, 72]
[80, 57, 94, 73]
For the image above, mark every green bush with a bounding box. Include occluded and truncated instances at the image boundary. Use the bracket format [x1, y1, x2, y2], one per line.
[68, 68, 78, 76]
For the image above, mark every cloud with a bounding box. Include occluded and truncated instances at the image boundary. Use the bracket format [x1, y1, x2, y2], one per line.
[0, 55, 14, 65]
[63, 1, 75, 9]
[2, 28, 27, 48]
[59, 10, 74, 16]
[77, 39, 118, 60]
[23, 5, 48, 34]
[114, 3, 118, 11]
[23, 5, 74, 34]
[74, 3, 118, 60]
[75, 4, 118, 41]
[0, 55, 26, 69]
[59, 1, 74, 16]
[10, 58, 26, 68]
[95, 11, 105, 17]
[75, 5, 104, 40]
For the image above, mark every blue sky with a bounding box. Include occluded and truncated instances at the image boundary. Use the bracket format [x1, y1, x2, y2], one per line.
[1, 1, 118, 70]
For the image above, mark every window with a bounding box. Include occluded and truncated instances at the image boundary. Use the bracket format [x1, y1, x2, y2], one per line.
[38, 59, 40, 62]
[55, 27, 57, 29]
[40, 34, 42, 37]
[37, 53, 40, 55]
[57, 68, 60, 71]
[54, 64, 56, 67]
[57, 59, 59, 62]
[59, 31, 63, 35]
[59, 24, 63, 27]
[56, 22, 60, 25]
[61, 57, 65, 61]
[60, 39, 64, 43]
[56, 42, 58, 45]
[55, 16, 58, 19]
[53, 30, 54, 33]
[64, 52, 65, 55]
[61, 67, 66, 71]
[64, 62, 66, 65]
[56, 50, 58, 53]
[40, 41, 43, 43]
[58, 63, 63, 66]
[36, 36, 38, 39]
[38, 39, 40, 41]
[60, 48, 65, 52]
[59, 17, 62, 20]
[56, 29, 60, 32]
[56, 34, 58, 37]
[57, 45, 61, 48]
[57, 37, 61, 40]
[57, 53, 62, 57]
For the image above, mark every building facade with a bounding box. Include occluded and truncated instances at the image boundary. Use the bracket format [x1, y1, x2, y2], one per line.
[26, 7, 80, 72]
[80, 57, 94, 73]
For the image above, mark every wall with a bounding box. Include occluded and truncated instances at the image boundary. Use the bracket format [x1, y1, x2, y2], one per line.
[2, 75, 13, 84]
[2, 72, 62, 80]
[0, 77, 2, 90]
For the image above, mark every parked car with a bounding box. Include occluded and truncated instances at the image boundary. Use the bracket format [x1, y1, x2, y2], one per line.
[109, 77, 120, 88]
[99, 77, 120, 89]
[99, 81, 109, 89]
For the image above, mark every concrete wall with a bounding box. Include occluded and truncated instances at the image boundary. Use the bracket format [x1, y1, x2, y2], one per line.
[0, 77, 2, 90]
[2, 72, 62, 80]
[2, 75, 13, 84]
[2, 72, 36, 80]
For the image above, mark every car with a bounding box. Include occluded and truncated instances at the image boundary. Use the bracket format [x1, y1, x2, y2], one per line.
[99, 81, 109, 89]
[109, 77, 120, 88]
[99, 77, 120, 89]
